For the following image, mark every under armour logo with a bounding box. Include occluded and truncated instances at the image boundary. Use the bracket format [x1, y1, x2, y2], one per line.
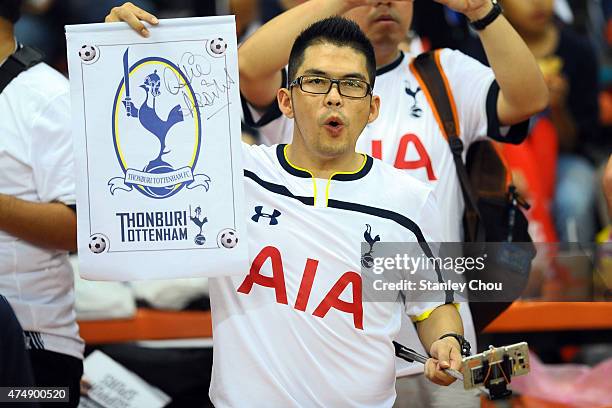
[361, 224, 381, 268]
[252, 206, 281, 225]
[405, 84, 422, 118]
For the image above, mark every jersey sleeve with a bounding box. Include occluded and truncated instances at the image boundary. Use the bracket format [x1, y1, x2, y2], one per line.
[417, 189, 448, 243]
[240, 68, 293, 145]
[439, 49, 529, 146]
[29, 90, 76, 206]
[401, 189, 456, 321]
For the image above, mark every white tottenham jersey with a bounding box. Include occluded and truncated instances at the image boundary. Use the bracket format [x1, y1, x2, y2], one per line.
[243, 49, 529, 376]
[0, 60, 83, 359]
[209, 143, 453, 407]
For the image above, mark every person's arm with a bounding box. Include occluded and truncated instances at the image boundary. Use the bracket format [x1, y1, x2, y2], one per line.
[0, 194, 76, 251]
[416, 303, 464, 386]
[238, 0, 357, 109]
[438, 0, 549, 125]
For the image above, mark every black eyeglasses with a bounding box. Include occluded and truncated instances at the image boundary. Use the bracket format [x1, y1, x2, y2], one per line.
[290, 75, 372, 98]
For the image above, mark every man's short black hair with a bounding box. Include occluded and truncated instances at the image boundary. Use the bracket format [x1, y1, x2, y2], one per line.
[288, 16, 376, 88]
[0, 0, 22, 24]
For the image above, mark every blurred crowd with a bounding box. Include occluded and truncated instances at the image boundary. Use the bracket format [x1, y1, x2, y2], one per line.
[13, 0, 612, 244]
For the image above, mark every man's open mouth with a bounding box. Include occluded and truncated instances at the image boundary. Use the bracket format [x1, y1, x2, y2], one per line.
[324, 117, 344, 128]
[323, 117, 345, 135]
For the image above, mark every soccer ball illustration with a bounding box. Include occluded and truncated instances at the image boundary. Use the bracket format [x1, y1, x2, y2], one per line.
[217, 228, 238, 249]
[79, 45, 97, 62]
[89, 234, 108, 254]
[194, 234, 206, 246]
[361, 254, 374, 269]
[208, 38, 227, 57]
[142, 160, 175, 198]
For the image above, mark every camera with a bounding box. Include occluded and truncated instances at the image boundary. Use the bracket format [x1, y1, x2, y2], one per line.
[462, 342, 530, 399]
[394, 340, 531, 400]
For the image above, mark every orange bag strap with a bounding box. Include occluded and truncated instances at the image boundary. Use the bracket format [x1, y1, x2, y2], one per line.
[409, 49, 461, 141]
[410, 50, 485, 242]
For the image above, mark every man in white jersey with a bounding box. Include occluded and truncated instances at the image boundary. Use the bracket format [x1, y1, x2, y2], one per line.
[0, 1, 83, 405]
[231, 0, 548, 405]
[105, 12, 467, 406]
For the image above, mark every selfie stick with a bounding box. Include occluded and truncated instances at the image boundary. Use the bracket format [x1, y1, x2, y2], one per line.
[393, 341, 464, 381]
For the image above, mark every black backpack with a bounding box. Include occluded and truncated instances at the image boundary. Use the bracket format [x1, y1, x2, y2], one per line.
[410, 51, 536, 332]
[0, 45, 43, 93]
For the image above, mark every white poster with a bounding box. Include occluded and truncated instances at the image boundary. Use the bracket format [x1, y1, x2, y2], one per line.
[66, 17, 248, 280]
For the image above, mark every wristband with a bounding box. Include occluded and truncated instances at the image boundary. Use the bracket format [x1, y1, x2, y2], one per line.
[439, 333, 472, 357]
[469, 1, 503, 31]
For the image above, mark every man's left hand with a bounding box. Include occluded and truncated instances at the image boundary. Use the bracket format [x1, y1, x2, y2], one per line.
[424, 337, 463, 386]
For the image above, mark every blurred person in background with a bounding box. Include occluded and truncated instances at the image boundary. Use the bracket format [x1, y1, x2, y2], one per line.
[467, 0, 601, 243]
[505, 0, 600, 244]
[0, 1, 82, 405]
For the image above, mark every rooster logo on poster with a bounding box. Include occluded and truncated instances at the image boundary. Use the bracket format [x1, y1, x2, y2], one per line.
[109, 48, 210, 199]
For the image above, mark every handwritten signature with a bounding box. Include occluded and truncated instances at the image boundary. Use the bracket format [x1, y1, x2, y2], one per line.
[163, 52, 235, 118]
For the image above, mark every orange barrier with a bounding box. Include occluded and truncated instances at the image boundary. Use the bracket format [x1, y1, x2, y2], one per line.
[78, 302, 612, 344]
[79, 308, 212, 344]
[484, 301, 612, 332]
